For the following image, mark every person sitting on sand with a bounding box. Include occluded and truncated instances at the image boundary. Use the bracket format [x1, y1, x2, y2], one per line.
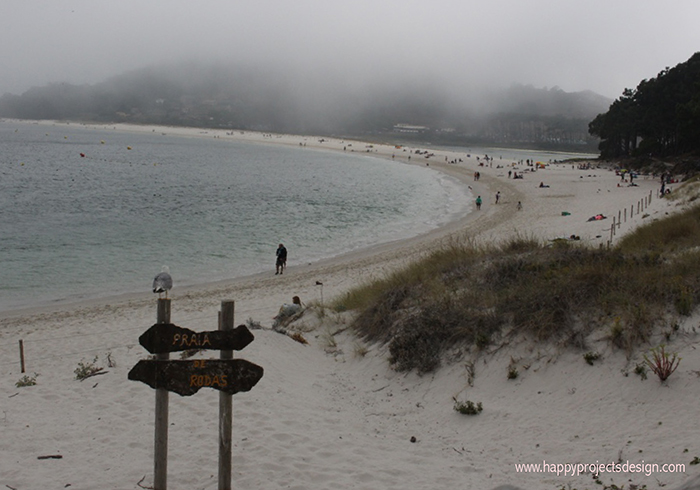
[273, 296, 304, 330]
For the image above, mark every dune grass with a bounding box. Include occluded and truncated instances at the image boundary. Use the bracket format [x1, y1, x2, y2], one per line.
[332, 204, 700, 374]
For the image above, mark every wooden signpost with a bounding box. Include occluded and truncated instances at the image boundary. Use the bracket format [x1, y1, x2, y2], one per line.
[137, 323, 255, 354]
[128, 299, 263, 490]
[128, 358, 263, 396]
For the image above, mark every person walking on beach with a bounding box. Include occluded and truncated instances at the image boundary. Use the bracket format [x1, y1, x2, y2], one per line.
[495, 191, 501, 204]
[276, 243, 287, 275]
[475, 195, 482, 210]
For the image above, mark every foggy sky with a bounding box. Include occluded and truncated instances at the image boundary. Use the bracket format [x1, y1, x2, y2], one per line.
[1, 0, 698, 100]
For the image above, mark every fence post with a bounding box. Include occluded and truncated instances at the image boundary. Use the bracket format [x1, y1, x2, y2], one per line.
[154, 298, 171, 490]
[19, 340, 25, 374]
[610, 218, 615, 242]
[219, 301, 235, 490]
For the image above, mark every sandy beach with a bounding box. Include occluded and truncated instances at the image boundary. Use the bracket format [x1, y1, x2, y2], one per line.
[2, 122, 699, 490]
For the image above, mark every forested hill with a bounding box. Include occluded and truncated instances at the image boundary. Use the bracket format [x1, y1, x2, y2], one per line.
[589, 52, 700, 159]
[0, 62, 610, 151]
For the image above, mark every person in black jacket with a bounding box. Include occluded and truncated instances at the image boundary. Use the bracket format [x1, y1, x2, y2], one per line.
[276, 243, 287, 275]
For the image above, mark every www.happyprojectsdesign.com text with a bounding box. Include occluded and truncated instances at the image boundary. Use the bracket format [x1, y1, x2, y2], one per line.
[515, 460, 686, 477]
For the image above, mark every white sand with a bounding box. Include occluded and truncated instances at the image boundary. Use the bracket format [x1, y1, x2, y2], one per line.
[2, 122, 699, 490]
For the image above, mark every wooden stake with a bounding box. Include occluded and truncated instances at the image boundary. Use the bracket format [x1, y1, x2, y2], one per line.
[219, 301, 235, 490]
[19, 340, 25, 374]
[154, 298, 171, 490]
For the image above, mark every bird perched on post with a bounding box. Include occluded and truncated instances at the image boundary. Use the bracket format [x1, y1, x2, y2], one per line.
[152, 266, 173, 298]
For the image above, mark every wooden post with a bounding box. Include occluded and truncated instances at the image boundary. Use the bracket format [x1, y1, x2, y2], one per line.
[19, 340, 25, 374]
[624, 208, 627, 223]
[154, 298, 171, 490]
[618, 210, 621, 228]
[219, 301, 235, 490]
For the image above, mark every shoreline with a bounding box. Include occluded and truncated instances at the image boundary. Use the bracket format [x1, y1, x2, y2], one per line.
[0, 119, 485, 320]
[3, 121, 699, 490]
[0, 119, 667, 324]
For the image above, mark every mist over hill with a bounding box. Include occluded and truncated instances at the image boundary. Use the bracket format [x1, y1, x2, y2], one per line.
[0, 61, 611, 151]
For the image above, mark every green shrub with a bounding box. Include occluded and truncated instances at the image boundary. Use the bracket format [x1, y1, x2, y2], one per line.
[74, 356, 104, 381]
[583, 351, 600, 365]
[644, 345, 681, 381]
[674, 283, 694, 316]
[634, 363, 648, 380]
[16, 373, 39, 387]
[453, 399, 483, 415]
[245, 317, 263, 330]
[389, 323, 443, 374]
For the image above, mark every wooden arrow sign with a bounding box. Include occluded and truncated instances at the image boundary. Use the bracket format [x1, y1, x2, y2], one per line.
[128, 359, 264, 396]
[138, 323, 254, 354]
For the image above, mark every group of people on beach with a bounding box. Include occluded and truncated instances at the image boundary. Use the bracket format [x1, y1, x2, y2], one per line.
[474, 192, 521, 211]
[659, 172, 675, 197]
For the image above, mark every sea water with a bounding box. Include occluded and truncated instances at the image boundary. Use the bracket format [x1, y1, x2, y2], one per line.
[0, 121, 473, 312]
[448, 145, 596, 165]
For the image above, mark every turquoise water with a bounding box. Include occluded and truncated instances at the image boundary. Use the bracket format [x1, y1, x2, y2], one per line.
[444, 145, 596, 164]
[0, 121, 472, 312]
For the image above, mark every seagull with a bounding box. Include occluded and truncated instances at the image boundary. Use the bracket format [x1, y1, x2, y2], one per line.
[152, 266, 173, 298]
